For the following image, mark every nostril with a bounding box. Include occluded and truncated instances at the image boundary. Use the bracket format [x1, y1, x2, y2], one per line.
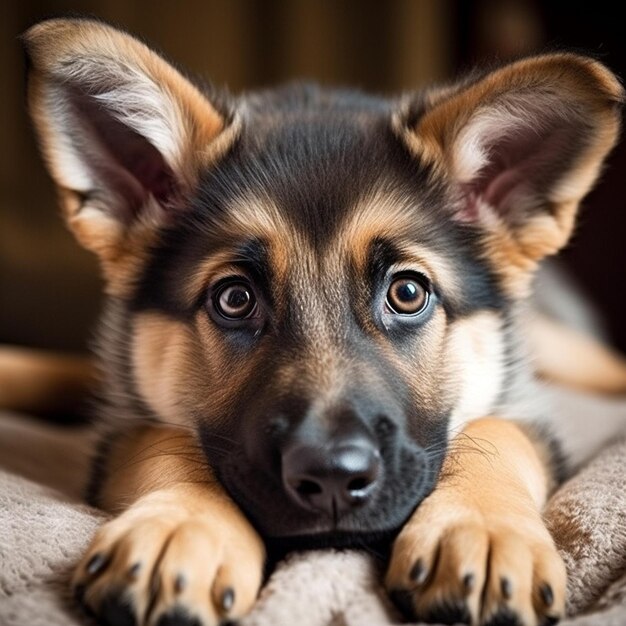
[347, 476, 372, 492]
[295, 479, 323, 496]
[282, 438, 382, 515]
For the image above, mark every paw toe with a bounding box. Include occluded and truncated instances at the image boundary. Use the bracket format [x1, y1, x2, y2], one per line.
[532, 548, 566, 625]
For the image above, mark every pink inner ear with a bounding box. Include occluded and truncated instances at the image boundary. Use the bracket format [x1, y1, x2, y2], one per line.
[69, 87, 179, 220]
[460, 113, 579, 224]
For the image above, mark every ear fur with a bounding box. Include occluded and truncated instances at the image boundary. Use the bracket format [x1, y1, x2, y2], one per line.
[395, 54, 624, 293]
[23, 18, 235, 286]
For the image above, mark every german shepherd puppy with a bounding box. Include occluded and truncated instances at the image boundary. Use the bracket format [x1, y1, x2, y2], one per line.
[14, 17, 625, 626]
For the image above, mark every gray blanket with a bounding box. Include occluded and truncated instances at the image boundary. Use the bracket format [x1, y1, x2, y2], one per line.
[0, 413, 625, 626]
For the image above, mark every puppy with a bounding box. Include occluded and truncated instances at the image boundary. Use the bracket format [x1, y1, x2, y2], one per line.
[14, 17, 625, 626]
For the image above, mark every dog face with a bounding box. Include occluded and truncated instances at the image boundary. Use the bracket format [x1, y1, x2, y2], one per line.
[24, 20, 622, 544]
[129, 109, 506, 542]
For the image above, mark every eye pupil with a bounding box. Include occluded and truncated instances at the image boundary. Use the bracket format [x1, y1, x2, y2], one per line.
[226, 287, 250, 310]
[387, 276, 428, 315]
[214, 282, 256, 320]
[396, 282, 418, 302]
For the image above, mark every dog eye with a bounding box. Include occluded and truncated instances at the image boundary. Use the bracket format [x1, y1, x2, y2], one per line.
[386, 275, 429, 315]
[213, 280, 257, 320]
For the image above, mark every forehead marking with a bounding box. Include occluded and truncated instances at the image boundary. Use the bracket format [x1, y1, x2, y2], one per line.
[180, 194, 300, 305]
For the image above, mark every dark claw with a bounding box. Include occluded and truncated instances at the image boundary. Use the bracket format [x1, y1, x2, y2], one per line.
[484, 606, 521, 626]
[74, 584, 97, 618]
[151, 573, 161, 598]
[427, 599, 471, 625]
[74, 584, 86, 605]
[86, 553, 107, 576]
[174, 573, 186, 594]
[99, 593, 137, 626]
[221, 587, 235, 613]
[410, 558, 427, 584]
[127, 562, 141, 581]
[463, 572, 475, 594]
[540, 582, 554, 607]
[500, 576, 513, 600]
[389, 588, 417, 620]
[155, 607, 202, 626]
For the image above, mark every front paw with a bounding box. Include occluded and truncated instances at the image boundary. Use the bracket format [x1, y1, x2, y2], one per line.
[72, 488, 265, 626]
[385, 489, 566, 626]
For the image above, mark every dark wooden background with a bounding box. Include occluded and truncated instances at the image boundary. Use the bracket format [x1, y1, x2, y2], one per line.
[2, 0, 625, 353]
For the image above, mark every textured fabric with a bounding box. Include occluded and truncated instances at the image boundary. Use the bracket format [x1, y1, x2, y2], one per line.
[545, 438, 626, 619]
[0, 415, 625, 626]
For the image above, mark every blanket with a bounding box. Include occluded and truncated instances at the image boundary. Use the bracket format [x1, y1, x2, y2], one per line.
[0, 412, 625, 626]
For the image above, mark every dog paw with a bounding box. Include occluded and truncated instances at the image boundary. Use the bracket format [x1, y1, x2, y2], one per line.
[73, 489, 265, 626]
[385, 488, 566, 626]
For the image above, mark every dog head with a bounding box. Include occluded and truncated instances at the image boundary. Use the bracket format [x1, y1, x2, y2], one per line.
[23, 19, 623, 545]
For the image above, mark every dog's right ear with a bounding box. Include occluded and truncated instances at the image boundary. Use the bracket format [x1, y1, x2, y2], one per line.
[23, 19, 234, 287]
[394, 54, 623, 297]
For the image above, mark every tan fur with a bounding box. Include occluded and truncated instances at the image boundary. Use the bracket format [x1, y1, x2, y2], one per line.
[530, 314, 626, 394]
[343, 190, 464, 300]
[23, 20, 224, 161]
[75, 425, 264, 624]
[179, 236, 292, 314]
[447, 312, 506, 432]
[409, 55, 621, 186]
[132, 314, 199, 429]
[394, 54, 624, 298]
[386, 418, 566, 626]
[220, 195, 296, 256]
[0, 346, 94, 415]
[23, 19, 239, 295]
[133, 310, 268, 431]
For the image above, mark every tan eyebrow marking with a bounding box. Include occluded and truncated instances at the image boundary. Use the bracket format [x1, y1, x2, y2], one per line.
[178, 194, 305, 308]
[337, 189, 463, 303]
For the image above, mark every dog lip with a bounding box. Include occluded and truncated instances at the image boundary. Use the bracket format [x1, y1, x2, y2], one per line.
[263, 527, 401, 556]
[260, 516, 398, 539]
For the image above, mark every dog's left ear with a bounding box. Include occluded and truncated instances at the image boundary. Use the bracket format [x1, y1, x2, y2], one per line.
[396, 54, 623, 289]
[22, 19, 233, 288]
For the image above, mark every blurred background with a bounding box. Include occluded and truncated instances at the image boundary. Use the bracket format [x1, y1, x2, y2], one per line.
[1, 0, 625, 353]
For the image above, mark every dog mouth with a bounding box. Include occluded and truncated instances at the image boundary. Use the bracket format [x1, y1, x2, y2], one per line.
[229, 482, 422, 557]
[263, 528, 400, 564]
[209, 440, 439, 550]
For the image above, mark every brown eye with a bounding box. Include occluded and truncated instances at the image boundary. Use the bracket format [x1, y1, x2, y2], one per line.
[386, 275, 429, 315]
[214, 281, 257, 320]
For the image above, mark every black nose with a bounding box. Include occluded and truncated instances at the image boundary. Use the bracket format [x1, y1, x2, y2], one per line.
[282, 434, 382, 517]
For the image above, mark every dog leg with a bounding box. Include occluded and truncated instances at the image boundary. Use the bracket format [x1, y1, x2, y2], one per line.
[386, 417, 565, 626]
[0, 346, 94, 415]
[74, 425, 265, 626]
